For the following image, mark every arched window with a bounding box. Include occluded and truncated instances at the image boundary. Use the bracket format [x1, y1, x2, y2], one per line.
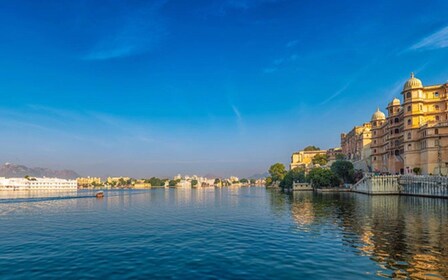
[373, 156, 376, 161]
[373, 149, 377, 153]
[394, 118, 399, 123]
[394, 128, 399, 134]
[435, 128, 439, 135]
[408, 119, 412, 126]
[394, 150, 400, 156]
[407, 105, 411, 112]
[407, 92, 411, 99]
[407, 132, 411, 140]
[434, 92, 439, 98]
[435, 105, 440, 111]
[436, 115, 440, 121]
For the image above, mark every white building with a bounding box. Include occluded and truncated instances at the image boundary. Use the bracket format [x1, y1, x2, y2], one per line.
[0, 177, 78, 190]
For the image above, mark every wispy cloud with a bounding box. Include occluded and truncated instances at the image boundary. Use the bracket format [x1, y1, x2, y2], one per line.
[83, 2, 167, 60]
[286, 40, 298, 48]
[231, 104, 245, 133]
[410, 25, 448, 51]
[231, 105, 242, 121]
[320, 81, 352, 105]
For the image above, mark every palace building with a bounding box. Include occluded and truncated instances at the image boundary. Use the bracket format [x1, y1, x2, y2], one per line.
[290, 149, 327, 170]
[343, 73, 448, 175]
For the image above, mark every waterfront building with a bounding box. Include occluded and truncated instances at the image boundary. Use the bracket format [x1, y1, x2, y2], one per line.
[106, 177, 131, 184]
[344, 73, 448, 175]
[0, 177, 77, 190]
[290, 149, 328, 170]
[133, 180, 151, 189]
[326, 147, 343, 161]
[77, 176, 101, 187]
[340, 122, 372, 166]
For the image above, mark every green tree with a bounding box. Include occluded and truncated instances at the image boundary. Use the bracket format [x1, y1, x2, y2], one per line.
[214, 178, 221, 185]
[168, 179, 178, 187]
[304, 145, 320, 151]
[312, 154, 328, 165]
[250, 179, 256, 185]
[331, 160, 355, 183]
[307, 168, 340, 188]
[280, 167, 306, 190]
[240, 178, 248, 183]
[265, 177, 273, 186]
[191, 179, 198, 187]
[335, 153, 346, 160]
[268, 163, 287, 182]
[148, 177, 164, 187]
[118, 178, 126, 186]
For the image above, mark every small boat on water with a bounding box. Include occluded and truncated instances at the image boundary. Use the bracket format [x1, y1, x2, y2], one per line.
[95, 191, 104, 198]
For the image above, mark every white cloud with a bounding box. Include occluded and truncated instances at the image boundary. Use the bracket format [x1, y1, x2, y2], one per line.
[410, 26, 448, 51]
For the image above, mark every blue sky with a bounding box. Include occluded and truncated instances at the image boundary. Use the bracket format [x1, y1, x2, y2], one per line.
[1, 0, 448, 178]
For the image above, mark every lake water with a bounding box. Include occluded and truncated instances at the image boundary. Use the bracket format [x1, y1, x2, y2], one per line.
[0, 187, 447, 279]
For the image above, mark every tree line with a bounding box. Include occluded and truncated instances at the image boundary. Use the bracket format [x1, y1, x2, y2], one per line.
[266, 160, 362, 190]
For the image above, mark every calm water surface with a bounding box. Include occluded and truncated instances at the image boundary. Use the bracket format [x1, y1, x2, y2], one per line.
[0, 187, 447, 279]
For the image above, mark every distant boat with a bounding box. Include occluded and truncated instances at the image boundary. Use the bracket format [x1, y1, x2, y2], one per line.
[95, 191, 104, 198]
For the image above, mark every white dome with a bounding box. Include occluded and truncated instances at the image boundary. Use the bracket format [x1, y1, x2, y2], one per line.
[371, 107, 386, 121]
[403, 72, 423, 91]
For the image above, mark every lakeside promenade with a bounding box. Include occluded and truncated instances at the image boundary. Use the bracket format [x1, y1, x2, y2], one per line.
[351, 175, 448, 198]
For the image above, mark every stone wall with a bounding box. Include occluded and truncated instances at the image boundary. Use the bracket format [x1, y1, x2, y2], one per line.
[352, 175, 401, 194]
[352, 175, 448, 198]
[399, 175, 448, 198]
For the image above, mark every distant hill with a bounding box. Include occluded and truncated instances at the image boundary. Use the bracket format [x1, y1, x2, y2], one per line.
[0, 163, 80, 179]
[248, 172, 269, 179]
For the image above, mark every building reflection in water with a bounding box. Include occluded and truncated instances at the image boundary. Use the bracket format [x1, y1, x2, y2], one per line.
[285, 192, 448, 279]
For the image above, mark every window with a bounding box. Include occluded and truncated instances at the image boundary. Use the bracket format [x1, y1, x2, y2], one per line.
[407, 132, 411, 140]
[374, 140, 377, 144]
[407, 144, 412, 151]
[394, 128, 399, 134]
[373, 156, 376, 161]
[434, 92, 439, 98]
[435, 128, 439, 135]
[407, 105, 411, 112]
[408, 119, 412, 126]
[436, 116, 440, 121]
[435, 105, 440, 111]
[374, 149, 377, 153]
[394, 150, 400, 156]
[420, 104, 423, 111]
[394, 118, 399, 123]
[407, 92, 411, 99]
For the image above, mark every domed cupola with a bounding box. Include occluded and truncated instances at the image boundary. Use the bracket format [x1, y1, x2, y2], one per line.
[403, 72, 423, 91]
[391, 98, 401, 105]
[371, 107, 386, 121]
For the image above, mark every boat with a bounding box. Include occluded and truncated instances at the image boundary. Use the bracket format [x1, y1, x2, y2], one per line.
[95, 191, 104, 198]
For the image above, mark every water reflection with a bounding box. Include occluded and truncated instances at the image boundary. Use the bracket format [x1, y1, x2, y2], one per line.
[284, 192, 448, 279]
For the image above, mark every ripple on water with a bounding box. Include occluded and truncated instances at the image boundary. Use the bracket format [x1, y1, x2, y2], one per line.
[0, 188, 447, 279]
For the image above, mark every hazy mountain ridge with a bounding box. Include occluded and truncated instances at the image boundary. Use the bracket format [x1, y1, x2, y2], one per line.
[248, 172, 269, 179]
[0, 163, 80, 179]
